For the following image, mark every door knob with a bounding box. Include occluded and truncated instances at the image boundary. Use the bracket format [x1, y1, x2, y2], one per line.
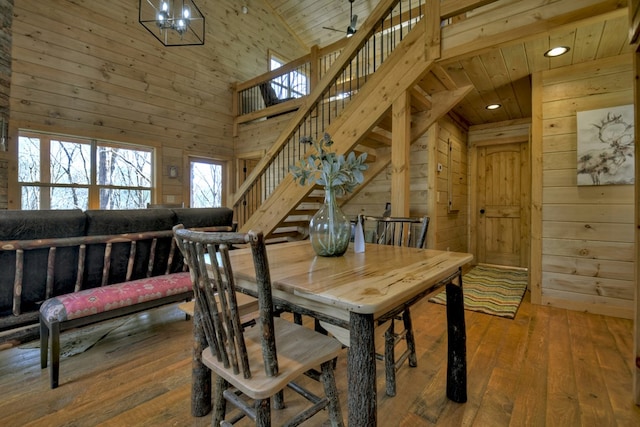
[480, 209, 485, 214]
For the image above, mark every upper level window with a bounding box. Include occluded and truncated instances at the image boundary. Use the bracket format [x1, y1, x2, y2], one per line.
[18, 131, 153, 210]
[269, 52, 307, 100]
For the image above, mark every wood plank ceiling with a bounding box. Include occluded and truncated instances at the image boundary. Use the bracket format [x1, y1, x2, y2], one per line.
[263, 0, 634, 126]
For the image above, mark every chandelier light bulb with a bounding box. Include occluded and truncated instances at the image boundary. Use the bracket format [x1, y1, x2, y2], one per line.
[176, 19, 187, 34]
[156, 1, 171, 27]
[156, 11, 169, 27]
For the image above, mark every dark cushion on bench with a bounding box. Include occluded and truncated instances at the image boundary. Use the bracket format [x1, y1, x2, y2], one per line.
[171, 207, 234, 228]
[0, 209, 86, 240]
[84, 209, 176, 235]
[40, 272, 192, 323]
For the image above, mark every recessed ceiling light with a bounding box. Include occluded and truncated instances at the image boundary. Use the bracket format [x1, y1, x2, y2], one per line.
[544, 46, 570, 57]
[485, 103, 502, 110]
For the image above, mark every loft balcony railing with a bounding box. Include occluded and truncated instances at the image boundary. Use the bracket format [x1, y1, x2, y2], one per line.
[233, 1, 424, 126]
[232, 0, 425, 229]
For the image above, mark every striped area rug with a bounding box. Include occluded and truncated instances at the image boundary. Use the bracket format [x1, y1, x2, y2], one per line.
[429, 265, 528, 319]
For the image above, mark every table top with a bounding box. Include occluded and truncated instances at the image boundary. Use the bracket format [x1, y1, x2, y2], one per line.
[227, 241, 473, 317]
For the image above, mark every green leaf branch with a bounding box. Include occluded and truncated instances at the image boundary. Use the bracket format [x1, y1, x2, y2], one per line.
[289, 133, 368, 196]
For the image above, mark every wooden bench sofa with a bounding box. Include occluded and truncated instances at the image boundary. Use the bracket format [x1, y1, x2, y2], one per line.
[0, 207, 234, 388]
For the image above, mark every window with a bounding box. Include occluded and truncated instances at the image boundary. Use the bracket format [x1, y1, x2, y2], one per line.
[269, 53, 307, 100]
[18, 131, 152, 210]
[190, 158, 224, 208]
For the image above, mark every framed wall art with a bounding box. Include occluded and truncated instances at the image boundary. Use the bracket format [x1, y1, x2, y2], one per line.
[576, 104, 635, 186]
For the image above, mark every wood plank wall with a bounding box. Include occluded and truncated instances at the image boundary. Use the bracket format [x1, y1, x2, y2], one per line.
[342, 138, 429, 220]
[0, 0, 12, 210]
[6, 0, 306, 208]
[0, 0, 10, 122]
[433, 116, 469, 253]
[341, 115, 468, 253]
[535, 53, 635, 319]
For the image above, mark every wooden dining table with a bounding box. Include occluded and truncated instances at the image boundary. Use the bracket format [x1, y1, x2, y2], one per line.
[190, 240, 473, 426]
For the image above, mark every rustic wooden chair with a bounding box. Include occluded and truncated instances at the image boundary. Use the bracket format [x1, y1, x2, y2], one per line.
[362, 215, 429, 249]
[360, 214, 430, 397]
[173, 226, 344, 427]
[323, 214, 429, 396]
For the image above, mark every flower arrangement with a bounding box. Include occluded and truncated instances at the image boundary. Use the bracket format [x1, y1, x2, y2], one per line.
[289, 133, 368, 195]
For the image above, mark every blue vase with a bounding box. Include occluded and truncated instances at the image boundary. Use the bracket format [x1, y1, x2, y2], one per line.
[309, 186, 351, 257]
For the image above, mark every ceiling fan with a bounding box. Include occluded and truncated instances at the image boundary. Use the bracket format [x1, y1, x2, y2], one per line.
[323, 0, 358, 38]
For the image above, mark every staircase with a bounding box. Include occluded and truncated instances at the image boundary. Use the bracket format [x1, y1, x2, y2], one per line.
[231, 0, 472, 239]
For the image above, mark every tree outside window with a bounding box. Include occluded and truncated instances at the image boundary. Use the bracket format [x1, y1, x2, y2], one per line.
[18, 132, 152, 210]
[190, 159, 223, 208]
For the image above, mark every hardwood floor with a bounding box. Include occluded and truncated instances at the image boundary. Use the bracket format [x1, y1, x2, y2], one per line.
[1, 291, 639, 426]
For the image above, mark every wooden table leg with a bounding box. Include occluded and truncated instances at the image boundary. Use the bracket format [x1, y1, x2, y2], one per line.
[348, 312, 376, 426]
[192, 310, 212, 417]
[445, 277, 467, 403]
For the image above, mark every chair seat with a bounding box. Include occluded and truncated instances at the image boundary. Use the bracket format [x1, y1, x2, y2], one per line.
[202, 317, 342, 400]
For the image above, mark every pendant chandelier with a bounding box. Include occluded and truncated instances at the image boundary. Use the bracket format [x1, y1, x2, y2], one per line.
[139, 0, 205, 46]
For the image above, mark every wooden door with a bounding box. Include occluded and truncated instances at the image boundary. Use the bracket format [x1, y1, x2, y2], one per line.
[476, 141, 529, 267]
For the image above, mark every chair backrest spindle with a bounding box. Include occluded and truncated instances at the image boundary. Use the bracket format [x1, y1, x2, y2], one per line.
[359, 215, 430, 248]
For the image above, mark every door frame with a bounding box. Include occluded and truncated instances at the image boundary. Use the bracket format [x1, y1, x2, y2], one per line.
[469, 127, 531, 268]
[235, 150, 265, 189]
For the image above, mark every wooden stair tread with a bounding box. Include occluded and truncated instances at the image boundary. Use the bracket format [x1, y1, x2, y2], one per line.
[289, 209, 318, 216]
[278, 220, 310, 228]
[268, 230, 304, 239]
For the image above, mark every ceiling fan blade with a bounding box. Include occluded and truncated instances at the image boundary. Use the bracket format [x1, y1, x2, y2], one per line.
[323, 26, 347, 33]
[350, 14, 358, 30]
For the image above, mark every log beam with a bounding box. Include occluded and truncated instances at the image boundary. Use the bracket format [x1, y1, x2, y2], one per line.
[391, 91, 411, 218]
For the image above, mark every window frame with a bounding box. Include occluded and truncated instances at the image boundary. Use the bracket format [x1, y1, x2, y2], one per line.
[17, 130, 154, 210]
[268, 50, 307, 100]
[185, 155, 227, 208]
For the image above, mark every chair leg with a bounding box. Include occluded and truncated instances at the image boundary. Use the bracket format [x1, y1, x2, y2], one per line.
[184, 297, 191, 321]
[403, 308, 418, 367]
[273, 390, 285, 410]
[40, 317, 49, 369]
[255, 398, 270, 427]
[212, 375, 228, 426]
[320, 360, 344, 427]
[314, 318, 327, 334]
[384, 320, 397, 397]
[50, 321, 60, 389]
[293, 312, 302, 325]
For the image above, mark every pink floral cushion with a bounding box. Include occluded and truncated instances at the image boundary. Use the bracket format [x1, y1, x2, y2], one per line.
[40, 272, 192, 323]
